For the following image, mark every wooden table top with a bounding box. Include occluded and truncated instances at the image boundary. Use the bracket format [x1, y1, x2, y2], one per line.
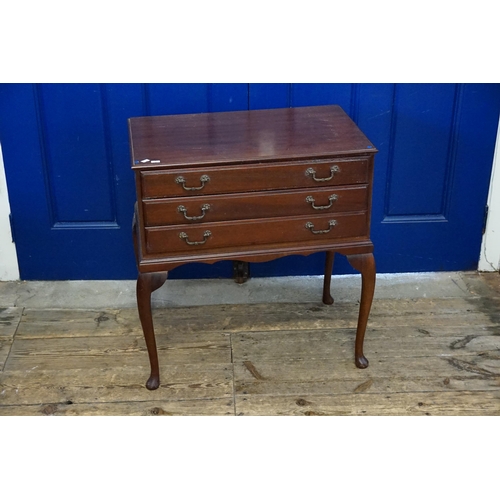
[129, 105, 377, 169]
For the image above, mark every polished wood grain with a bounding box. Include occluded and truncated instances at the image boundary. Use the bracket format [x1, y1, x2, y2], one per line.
[347, 253, 376, 368]
[135, 237, 374, 274]
[129, 105, 377, 169]
[136, 272, 168, 390]
[140, 157, 370, 199]
[143, 185, 369, 226]
[322, 251, 335, 305]
[145, 212, 368, 255]
[130, 105, 378, 390]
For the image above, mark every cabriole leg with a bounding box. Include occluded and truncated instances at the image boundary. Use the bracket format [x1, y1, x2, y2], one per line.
[347, 253, 376, 369]
[136, 272, 168, 390]
[322, 251, 335, 305]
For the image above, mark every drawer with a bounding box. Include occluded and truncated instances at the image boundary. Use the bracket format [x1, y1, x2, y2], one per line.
[145, 212, 368, 255]
[142, 185, 369, 226]
[140, 157, 369, 199]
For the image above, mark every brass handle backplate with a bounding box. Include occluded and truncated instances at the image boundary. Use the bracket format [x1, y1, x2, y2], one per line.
[175, 174, 210, 191]
[305, 220, 337, 234]
[305, 165, 340, 182]
[177, 204, 211, 220]
[305, 194, 338, 210]
[179, 230, 212, 245]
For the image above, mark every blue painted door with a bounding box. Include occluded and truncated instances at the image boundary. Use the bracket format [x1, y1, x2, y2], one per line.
[1, 83, 499, 280]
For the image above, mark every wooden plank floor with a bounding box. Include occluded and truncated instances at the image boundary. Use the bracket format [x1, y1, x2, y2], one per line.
[1, 273, 499, 415]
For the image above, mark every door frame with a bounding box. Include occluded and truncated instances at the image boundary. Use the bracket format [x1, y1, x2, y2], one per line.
[479, 117, 500, 271]
[0, 143, 19, 280]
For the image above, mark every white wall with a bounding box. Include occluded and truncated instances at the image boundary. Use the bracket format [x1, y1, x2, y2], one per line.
[479, 118, 500, 272]
[0, 143, 20, 280]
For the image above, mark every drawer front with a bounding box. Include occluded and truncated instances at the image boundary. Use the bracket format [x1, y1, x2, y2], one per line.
[140, 158, 369, 199]
[145, 212, 368, 255]
[143, 185, 369, 226]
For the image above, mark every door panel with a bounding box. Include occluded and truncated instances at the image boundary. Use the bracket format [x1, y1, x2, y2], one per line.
[37, 84, 116, 224]
[146, 84, 210, 116]
[292, 83, 353, 113]
[386, 84, 456, 217]
[249, 83, 291, 109]
[371, 83, 500, 272]
[209, 83, 248, 112]
[1, 83, 499, 279]
[0, 84, 143, 279]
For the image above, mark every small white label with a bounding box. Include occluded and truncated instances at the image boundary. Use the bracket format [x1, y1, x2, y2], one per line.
[140, 158, 150, 163]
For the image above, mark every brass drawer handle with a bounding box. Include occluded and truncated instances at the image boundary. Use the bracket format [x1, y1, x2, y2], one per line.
[305, 220, 337, 234]
[179, 230, 212, 245]
[175, 174, 210, 191]
[305, 165, 340, 182]
[177, 204, 211, 221]
[305, 194, 338, 210]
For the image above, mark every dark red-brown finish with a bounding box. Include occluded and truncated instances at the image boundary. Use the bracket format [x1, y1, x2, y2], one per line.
[136, 271, 168, 390]
[347, 253, 376, 369]
[143, 185, 369, 226]
[140, 158, 370, 199]
[322, 251, 335, 305]
[145, 212, 368, 255]
[129, 105, 378, 390]
[129, 105, 377, 169]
